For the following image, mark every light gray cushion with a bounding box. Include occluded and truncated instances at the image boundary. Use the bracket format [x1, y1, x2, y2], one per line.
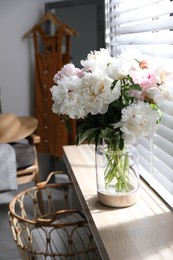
[10, 142, 35, 170]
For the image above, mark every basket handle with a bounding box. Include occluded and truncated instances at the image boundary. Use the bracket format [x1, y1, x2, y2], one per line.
[37, 171, 70, 189]
[36, 209, 87, 226]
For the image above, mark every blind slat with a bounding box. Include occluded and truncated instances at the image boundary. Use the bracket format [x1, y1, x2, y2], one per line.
[152, 168, 173, 194]
[113, 1, 173, 25]
[160, 101, 173, 116]
[156, 125, 173, 142]
[153, 159, 173, 182]
[153, 134, 173, 156]
[113, 0, 164, 15]
[111, 31, 173, 45]
[153, 146, 173, 171]
[114, 16, 173, 35]
[160, 113, 173, 128]
[140, 165, 173, 207]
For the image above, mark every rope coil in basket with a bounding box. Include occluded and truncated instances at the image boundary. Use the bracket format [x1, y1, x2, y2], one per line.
[9, 171, 101, 259]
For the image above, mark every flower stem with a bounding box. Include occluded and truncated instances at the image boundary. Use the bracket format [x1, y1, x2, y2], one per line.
[104, 146, 130, 192]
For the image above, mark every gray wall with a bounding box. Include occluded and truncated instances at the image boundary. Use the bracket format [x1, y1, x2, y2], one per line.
[54, 4, 97, 67]
[0, 0, 55, 115]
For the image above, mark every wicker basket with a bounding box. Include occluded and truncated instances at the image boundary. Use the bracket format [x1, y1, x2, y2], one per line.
[9, 171, 101, 259]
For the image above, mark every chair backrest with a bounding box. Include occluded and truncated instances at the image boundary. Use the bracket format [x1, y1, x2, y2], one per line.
[16, 134, 40, 185]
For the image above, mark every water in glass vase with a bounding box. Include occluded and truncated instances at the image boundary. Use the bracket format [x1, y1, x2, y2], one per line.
[95, 143, 140, 207]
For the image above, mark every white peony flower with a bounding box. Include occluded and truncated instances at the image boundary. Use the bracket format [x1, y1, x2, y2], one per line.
[81, 48, 114, 72]
[51, 76, 87, 119]
[106, 58, 133, 80]
[81, 69, 120, 115]
[121, 101, 161, 144]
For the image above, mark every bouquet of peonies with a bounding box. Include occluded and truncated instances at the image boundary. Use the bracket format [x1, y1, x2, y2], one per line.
[51, 48, 172, 192]
[51, 48, 172, 148]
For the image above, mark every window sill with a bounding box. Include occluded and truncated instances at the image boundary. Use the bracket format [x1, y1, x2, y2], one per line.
[63, 144, 173, 260]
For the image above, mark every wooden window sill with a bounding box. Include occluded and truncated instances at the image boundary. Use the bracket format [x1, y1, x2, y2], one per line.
[63, 144, 173, 260]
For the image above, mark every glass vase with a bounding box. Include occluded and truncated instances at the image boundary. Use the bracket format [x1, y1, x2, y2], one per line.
[95, 139, 140, 207]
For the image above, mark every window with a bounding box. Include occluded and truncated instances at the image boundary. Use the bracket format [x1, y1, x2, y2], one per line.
[105, 0, 173, 207]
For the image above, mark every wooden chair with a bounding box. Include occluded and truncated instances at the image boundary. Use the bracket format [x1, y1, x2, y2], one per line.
[15, 134, 40, 185]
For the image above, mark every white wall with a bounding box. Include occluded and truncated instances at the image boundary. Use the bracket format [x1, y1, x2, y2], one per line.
[0, 0, 55, 116]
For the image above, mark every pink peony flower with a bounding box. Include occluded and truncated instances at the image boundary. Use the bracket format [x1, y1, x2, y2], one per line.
[131, 69, 158, 91]
[53, 63, 83, 83]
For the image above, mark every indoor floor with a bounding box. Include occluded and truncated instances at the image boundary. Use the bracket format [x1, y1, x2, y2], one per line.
[0, 183, 33, 260]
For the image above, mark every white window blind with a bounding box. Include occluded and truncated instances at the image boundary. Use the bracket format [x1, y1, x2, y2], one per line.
[105, 0, 173, 207]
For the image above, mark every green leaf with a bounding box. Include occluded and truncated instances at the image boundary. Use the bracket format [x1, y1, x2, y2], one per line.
[119, 137, 124, 150]
[76, 127, 99, 145]
[125, 84, 142, 92]
[64, 119, 71, 132]
[111, 80, 119, 90]
[87, 130, 99, 143]
[101, 127, 114, 137]
[130, 84, 142, 91]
